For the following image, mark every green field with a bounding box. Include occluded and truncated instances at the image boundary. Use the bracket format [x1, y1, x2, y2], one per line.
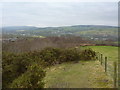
[75, 29, 117, 36]
[44, 46, 118, 88]
[87, 46, 118, 85]
[86, 46, 118, 62]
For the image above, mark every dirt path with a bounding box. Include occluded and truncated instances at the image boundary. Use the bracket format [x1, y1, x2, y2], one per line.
[44, 60, 113, 88]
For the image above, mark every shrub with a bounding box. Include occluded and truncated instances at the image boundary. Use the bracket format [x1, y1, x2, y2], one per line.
[2, 47, 96, 88]
[39, 47, 62, 66]
[2, 52, 46, 88]
[58, 48, 80, 63]
[9, 63, 46, 88]
[39, 47, 81, 64]
[2, 52, 19, 88]
[80, 48, 96, 60]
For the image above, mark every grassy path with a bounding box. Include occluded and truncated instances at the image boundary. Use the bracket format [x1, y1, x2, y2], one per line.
[44, 60, 113, 88]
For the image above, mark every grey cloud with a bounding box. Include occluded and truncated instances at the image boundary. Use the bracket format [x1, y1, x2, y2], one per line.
[2, 2, 118, 27]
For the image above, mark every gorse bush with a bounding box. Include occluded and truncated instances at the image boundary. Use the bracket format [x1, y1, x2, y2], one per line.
[2, 52, 46, 88]
[2, 52, 20, 88]
[38, 47, 82, 65]
[80, 48, 96, 60]
[59, 48, 80, 63]
[38, 47, 96, 64]
[3, 47, 96, 88]
[39, 47, 62, 66]
[9, 63, 46, 88]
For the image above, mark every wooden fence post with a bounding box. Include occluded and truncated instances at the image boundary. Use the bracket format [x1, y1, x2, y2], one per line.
[101, 54, 103, 65]
[114, 62, 117, 88]
[96, 52, 99, 60]
[105, 57, 107, 73]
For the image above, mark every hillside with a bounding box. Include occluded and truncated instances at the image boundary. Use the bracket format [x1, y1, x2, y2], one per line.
[2, 25, 118, 41]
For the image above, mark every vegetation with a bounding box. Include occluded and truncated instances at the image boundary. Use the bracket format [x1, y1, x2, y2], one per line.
[45, 60, 113, 88]
[44, 46, 118, 88]
[2, 51, 46, 88]
[3, 25, 118, 46]
[86, 46, 118, 79]
[9, 63, 46, 88]
[2, 25, 118, 88]
[2, 47, 96, 88]
[2, 36, 92, 53]
[86, 46, 118, 62]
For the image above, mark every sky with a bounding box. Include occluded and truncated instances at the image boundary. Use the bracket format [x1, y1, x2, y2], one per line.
[1, 1, 118, 27]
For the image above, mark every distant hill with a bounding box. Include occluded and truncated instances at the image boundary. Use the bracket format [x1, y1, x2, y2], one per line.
[2, 25, 118, 41]
[2, 26, 38, 32]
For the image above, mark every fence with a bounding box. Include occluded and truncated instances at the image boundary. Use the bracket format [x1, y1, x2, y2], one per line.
[96, 52, 118, 88]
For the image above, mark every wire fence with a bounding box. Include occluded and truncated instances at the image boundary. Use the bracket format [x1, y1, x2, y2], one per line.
[95, 52, 118, 88]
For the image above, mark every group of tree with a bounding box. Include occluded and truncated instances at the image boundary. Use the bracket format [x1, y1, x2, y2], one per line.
[2, 36, 93, 53]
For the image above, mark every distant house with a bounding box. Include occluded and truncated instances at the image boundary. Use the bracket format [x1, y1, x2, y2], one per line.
[94, 38, 99, 40]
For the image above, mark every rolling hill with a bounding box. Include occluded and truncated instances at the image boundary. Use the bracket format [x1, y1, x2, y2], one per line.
[2, 25, 118, 41]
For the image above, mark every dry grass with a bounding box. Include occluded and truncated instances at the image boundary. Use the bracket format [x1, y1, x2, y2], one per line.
[44, 60, 113, 88]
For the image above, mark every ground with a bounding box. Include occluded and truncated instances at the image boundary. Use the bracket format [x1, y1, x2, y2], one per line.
[44, 61, 113, 88]
[44, 46, 118, 88]
[87, 46, 118, 80]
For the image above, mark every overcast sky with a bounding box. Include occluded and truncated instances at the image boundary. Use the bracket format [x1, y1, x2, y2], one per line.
[2, 2, 118, 27]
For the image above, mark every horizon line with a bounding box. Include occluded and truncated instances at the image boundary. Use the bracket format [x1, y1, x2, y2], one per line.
[2, 24, 118, 28]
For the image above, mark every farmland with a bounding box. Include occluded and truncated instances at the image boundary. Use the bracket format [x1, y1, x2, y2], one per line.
[87, 46, 118, 62]
[2, 25, 118, 42]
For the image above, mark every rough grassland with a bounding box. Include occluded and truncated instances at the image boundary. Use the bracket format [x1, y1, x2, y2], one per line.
[86, 46, 118, 79]
[44, 46, 118, 88]
[44, 61, 113, 88]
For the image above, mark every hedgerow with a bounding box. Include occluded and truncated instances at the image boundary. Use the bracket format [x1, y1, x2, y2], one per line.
[2, 47, 96, 88]
[9, 63, 46, 88]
